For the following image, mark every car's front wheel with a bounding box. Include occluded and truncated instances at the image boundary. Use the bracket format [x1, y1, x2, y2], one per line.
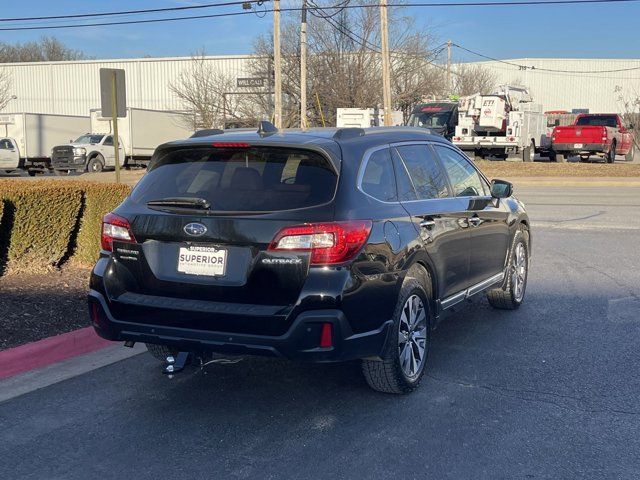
[362, 277, 431, 394]
[487, 226, 530, 310]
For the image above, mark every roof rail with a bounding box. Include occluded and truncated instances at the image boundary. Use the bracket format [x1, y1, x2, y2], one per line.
[190, 128, 223, 138]
[257, 120, 278, 136]
[333, 127, 365, 140]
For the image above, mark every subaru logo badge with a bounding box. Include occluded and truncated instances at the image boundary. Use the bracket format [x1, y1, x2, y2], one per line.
[183, 222, 207, 237]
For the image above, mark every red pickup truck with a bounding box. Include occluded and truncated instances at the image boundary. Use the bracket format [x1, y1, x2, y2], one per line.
[551, 114, 635, 163]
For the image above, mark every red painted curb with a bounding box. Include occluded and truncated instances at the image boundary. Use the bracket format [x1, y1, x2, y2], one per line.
[0, 327, 112, 380]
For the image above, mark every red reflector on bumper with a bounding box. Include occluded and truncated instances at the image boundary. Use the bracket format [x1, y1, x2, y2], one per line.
[320, 323, 333, 348]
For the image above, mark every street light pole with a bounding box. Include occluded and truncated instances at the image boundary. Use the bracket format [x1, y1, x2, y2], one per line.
[447, 39, 452, 96]
[380, 0, 392, 126]
[273, 0, 283, 128]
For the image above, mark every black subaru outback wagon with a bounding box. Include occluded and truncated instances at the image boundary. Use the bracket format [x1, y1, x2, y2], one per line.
[89, 124, 530, 394]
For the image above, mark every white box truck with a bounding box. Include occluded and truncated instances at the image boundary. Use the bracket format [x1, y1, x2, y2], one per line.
[336, 108, 403, 128]
[0, 113, 89, 175]
[51, 108, 194, 173]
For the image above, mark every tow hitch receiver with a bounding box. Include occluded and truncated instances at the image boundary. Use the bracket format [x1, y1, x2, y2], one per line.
[163, 352, 190, 375]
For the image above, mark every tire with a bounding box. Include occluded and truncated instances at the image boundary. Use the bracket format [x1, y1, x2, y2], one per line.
[522, 141, 535, 162]
[555, 153, 566, 163]
[87, 155, 104, 172]
[625, 144, 635, 162]
[487, 226, 530, 310]
[362, 275, 432, 394]
[606, 142, 616, 164]
[145, 343, 178, 362]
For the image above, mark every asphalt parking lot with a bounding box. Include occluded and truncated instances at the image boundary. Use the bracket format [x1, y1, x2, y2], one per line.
[1, 184, 639, 479]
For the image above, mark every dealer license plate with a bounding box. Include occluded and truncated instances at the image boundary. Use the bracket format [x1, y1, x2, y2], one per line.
[574, 143, 584, 149]
[177, 246, 227, 277]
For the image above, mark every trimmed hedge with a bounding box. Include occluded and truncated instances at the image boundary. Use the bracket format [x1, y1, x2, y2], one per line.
[0, 180, 131, 273]
[74, 183, 131, 264]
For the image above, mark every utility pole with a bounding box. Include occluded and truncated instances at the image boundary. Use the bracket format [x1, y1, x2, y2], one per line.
[110, 71, 121, 184]
[300, 0, 308, 129]
[446, 39, 452, 96]
[380, 0, 392, 126]
[273, 0, 283, 128]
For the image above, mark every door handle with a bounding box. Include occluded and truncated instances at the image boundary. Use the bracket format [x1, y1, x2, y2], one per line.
[468, 216, 482, 227]
[419, 219, 436, 229]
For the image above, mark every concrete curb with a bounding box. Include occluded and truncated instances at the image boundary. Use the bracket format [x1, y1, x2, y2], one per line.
[0, 326, 111, 380]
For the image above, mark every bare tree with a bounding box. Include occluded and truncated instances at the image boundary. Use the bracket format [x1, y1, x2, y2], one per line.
[0, 36, 86, 63]
[615, 84, 640, 152]
[169, 53, 259, 130]
[0, 68, 14, 111]
[250, 1, 446, 127]
[452, 64, 497, 96]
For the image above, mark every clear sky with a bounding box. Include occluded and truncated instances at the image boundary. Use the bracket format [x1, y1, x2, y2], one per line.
[1, 0, 639, 61]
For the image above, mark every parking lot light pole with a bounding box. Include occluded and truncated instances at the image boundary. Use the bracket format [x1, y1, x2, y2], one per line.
[273, 0, 283, 129]
[300, 0, 308, 129]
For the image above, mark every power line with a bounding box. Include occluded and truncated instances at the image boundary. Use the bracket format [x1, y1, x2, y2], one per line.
[1, 0, 639, 32]
[453, 43, 640, 73]
[0, 1, 261, 23]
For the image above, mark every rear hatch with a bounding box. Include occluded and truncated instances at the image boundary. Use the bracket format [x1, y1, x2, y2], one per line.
[104, 143, 340, 335]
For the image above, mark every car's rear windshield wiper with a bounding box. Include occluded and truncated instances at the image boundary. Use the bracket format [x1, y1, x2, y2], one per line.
[146, 197, 211, 210]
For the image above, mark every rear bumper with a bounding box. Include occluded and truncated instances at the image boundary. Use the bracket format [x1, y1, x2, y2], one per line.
[88, 289, 392, 362]
[552, 143, 609, 154]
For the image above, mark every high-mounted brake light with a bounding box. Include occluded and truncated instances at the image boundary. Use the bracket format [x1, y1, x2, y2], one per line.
[101, 212, 136, 252]
[268, 220, 372, 265]
[212, 142, 251, 148]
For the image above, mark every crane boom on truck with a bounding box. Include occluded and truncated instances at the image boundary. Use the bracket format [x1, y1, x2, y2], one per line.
[452, 84, 551, 161]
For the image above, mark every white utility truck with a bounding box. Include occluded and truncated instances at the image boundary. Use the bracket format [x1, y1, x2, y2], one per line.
[336, 108, 403, 128]
[452, 85, 551, 161]
[51, 108, 194, 174]
[0, 113, 90, 175]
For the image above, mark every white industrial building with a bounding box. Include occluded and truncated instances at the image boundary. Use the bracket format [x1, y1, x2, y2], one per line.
[1, 55, 638, 117]
[460, 58, 640, 113]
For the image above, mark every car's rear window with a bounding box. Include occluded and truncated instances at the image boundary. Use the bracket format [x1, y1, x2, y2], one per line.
[130, 146, 338, 213]
[575, 116, 617, 128]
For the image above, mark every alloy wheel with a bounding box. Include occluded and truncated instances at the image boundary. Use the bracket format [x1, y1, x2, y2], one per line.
[398, 294, 428, 378]
[511, 243, 527, 302]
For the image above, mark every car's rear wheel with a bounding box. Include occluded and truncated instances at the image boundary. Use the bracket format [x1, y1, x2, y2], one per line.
[145, 343, 178, 362]
[362, 277, 431, 394]
[487, 227, 529, 310]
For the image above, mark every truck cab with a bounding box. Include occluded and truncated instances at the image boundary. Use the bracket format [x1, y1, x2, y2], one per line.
[407, 102, 458, 139]
[51, 133, 124, 174]
[0, 138, 20, 173]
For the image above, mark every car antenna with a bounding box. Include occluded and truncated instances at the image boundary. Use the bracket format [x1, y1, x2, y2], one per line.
[257, 120, 278, 137]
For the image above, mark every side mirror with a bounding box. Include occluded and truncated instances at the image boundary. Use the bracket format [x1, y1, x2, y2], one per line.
[491, 179, 513, 199]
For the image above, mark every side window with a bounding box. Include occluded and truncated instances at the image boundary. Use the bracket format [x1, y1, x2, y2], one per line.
[0, 139, 10, 149]
[103, 136, 113, 146]
[434, 145, 489, 197]
[391, 148, 417, 201]
[360, 148, 397, 202]
[394, 145, 449, 200]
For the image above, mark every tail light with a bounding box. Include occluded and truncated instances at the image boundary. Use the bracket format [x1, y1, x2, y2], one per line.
[101, 212, 136, 252]
[212, 142, 250, 148]
[269, 220, 372, 265]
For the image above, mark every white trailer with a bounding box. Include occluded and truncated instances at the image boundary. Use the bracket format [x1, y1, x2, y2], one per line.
[452, 85, 551, 161]
[51, 108, 194, 173]
[336, 108, 403, 128]
[0, 113, 89, 173]
[90, 108, 194, 165]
